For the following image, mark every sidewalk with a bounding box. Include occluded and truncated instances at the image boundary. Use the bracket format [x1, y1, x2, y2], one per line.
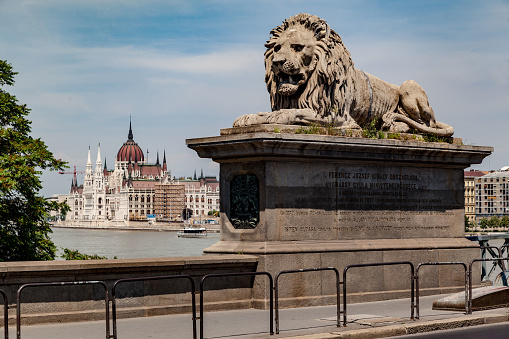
[6, 294, 509, 338]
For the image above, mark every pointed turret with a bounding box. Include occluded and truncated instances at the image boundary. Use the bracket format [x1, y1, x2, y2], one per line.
[95, 143, 103, 173]
[87, 146, 92, 167]
[193, 170, 197, 180]
[163, 150, 167, 172]
[156, 151, 160, 166]
[104, 157, 108, 176]
[128, 115, 134, 141]
[84, 146, 93, 189]
[200, 168, 204, 179]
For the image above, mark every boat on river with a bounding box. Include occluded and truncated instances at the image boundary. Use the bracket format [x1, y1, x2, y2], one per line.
[177, 226, 208, 238]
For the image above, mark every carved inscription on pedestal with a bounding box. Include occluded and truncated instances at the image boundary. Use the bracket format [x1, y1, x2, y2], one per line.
[230, 174, 260, 229]
[274, 165, 462, 239]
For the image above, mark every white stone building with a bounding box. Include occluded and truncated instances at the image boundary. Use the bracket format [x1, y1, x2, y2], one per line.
[65, 120, 170, 225]
[475, 167, 509, 223]
[176, 172, 220, 218]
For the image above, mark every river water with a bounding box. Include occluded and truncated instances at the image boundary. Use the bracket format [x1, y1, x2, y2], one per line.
[50, 227, 220, 259]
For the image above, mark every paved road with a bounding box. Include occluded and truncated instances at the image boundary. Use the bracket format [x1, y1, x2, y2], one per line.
[394, 322, 509, 338]
[5, 294, 508, 338]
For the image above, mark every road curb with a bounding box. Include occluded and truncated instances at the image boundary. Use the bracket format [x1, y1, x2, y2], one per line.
[281, 313, 509, 339]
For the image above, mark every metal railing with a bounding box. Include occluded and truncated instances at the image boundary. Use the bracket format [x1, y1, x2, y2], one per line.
[500, 245, 509, 265]
[1, 289, 8, 339]
[9, 251, 509, 337]
[342, 261, 415, 326]
[199, 272, 273, 339]
[414, 262, 468, 318]
[111, 275, 196, 339]
[480, 246, 505, 280]
[274, 267, 340, 334]
[468, 257, 509, 314]
[16, 281, 109, 339]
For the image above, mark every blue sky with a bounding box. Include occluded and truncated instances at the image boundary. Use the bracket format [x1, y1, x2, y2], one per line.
[1, 0, 508, 197]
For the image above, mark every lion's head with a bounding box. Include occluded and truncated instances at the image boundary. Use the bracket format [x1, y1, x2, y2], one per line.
[264, 13, 355, 119]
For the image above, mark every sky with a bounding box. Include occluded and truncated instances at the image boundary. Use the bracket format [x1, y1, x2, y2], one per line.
[1, 0, 508, 197]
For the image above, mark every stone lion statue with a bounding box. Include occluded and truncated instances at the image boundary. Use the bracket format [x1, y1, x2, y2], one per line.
[233, 13, 454, 136]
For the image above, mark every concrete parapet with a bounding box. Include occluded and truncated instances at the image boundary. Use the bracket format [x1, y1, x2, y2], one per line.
[0, 255, 258, 325]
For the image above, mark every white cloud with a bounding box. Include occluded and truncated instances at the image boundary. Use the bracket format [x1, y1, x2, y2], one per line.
[2, 0, 508, 195]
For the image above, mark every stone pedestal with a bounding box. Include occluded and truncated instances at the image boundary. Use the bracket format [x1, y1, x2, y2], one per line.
[187, 131, 492, 307]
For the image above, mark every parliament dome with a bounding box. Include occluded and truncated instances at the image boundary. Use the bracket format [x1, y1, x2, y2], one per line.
[116, 120, 144, 162]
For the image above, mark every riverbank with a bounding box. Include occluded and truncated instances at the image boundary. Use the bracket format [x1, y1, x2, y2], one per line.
[51, 220, 220, 232]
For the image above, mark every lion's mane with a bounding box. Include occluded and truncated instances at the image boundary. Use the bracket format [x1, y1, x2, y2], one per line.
[264, 13, 357, 121]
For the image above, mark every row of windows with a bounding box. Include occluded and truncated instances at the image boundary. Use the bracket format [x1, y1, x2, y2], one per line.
[477, 178, 509, 183]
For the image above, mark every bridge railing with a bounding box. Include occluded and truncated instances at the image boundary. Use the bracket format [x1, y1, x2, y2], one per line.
[111, 275, 196, 339]
[468, 257, 509, 314]
[342, 262, 415, 327]
[199, 272, 273, 339]
[1, 289, 7, 339]
[7, 250, 509, 337]
[16, 281, 109, 339]
[274, 267, 340, 334]
[414, 262, 468, 318]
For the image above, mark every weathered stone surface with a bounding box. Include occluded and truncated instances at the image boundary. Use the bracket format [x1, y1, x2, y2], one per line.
[0, 255, 258, 325]
[433, 286, 509, 311]
[188, 133, 491, 243]
[188, 133, 490, 306]
[233, 13, 454, 137]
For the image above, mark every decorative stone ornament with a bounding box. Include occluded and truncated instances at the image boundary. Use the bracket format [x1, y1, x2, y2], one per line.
[230, 174, 260, 229]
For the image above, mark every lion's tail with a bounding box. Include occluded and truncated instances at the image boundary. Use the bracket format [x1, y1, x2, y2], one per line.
[392, 113, 454, 137]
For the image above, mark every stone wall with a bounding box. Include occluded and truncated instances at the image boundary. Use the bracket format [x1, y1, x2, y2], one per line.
[0, 255, 258, 325]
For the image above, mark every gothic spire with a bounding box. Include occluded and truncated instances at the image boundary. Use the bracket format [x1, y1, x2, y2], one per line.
[156, 151, 160, 166]
[96, 143, 102, 164]
[128, 115, 134, 141]
[87, 146, 91, 166]
[163, 150, 167, 172]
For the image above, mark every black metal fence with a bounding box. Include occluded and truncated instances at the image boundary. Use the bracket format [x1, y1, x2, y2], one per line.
[111, 275, 196, 339]
[274, 267, 340, 334]
[199, 272, 273, 339]
[3, 250, 509, 338]
[1, 289, 7, 339]
[468, 257, 509, 314]
[16, 281, 109, 339]
[414, 262, 468, 318]
[342, 262, 415, 327]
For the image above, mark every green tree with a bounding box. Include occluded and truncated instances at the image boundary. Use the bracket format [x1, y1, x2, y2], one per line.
[499, 215, 509, 228]
[490, 215, 501, 229]
[61, 248, 113, 260]
[479, 218, 489, 230]
[0, 60, 68, 261]
[464, 215, 472, 232]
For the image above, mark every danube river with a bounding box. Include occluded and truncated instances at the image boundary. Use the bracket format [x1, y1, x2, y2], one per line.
[50, 227, 220, 259]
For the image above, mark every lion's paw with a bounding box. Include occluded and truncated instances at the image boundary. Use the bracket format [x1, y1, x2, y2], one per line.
[233, 113, 265, 127]
[265, 111, 297, 125]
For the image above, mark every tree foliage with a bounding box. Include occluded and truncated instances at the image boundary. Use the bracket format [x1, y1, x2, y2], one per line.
[0, 60, 68, 261]
[464, 215, 474, 232]
[479, 218, 489, 230]
[61, 248, 112, 260]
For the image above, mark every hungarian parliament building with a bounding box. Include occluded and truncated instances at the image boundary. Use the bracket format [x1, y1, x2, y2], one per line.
[63, 121, 219, 225]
